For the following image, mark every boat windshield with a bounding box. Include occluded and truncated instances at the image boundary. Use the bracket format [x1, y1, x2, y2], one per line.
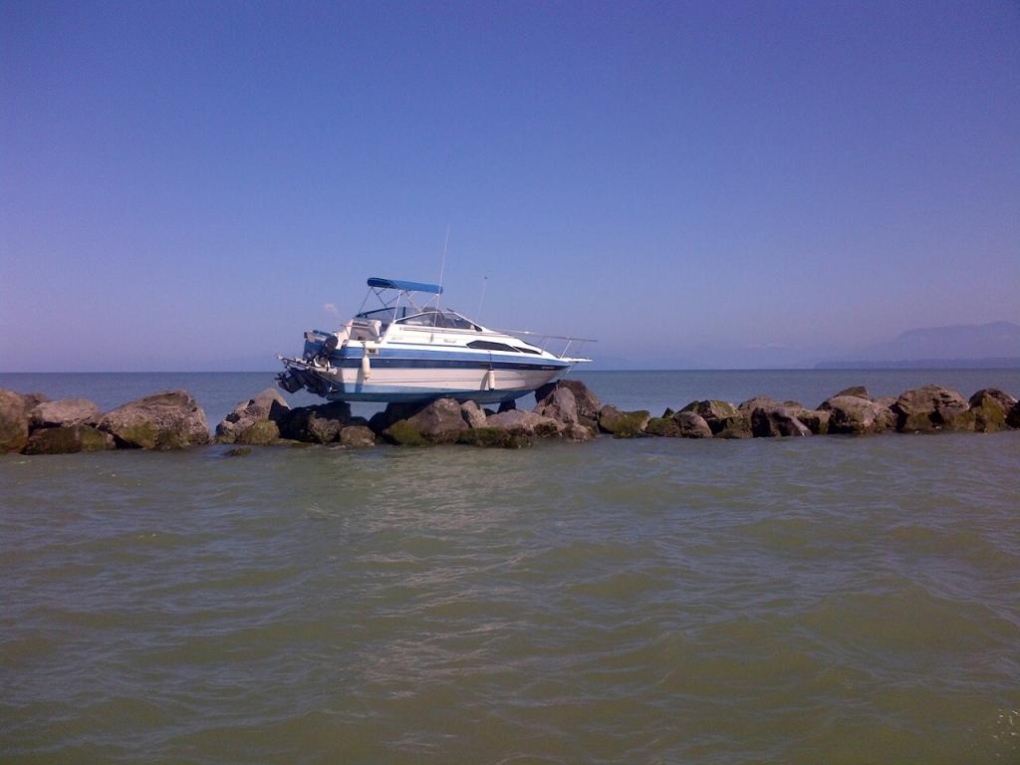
[397, 308, 480, 331]
[355, 306, 410, 323]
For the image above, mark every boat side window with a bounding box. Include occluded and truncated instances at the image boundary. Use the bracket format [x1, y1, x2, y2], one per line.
[468, 340, 520, 353]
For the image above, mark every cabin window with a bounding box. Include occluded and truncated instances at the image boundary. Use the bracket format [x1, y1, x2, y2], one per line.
[398, 309, 479, 330]
[468, 340, 520, 353]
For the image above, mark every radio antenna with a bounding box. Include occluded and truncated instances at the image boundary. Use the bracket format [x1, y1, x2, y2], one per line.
[438, 225, 450, 296]
[476, 275, 488, 322]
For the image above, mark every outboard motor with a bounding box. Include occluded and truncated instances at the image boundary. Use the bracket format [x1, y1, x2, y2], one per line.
[314, 334, 340, 363]
[277, 369, 303, 393]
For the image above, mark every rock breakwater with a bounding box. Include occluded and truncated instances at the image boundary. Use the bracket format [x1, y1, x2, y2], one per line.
[2, 382, 1018, 455]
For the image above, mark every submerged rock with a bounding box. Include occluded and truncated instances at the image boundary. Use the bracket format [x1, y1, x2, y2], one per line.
[234, 419, 281, 446]
[456, 427, 534, 449]
[23, 425, 114, 455]
[485, 408, 562, 439]
[338, 425, 377, 448]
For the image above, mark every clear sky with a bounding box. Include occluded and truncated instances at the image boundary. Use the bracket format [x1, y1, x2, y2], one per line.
[2, 0, 1017, 371]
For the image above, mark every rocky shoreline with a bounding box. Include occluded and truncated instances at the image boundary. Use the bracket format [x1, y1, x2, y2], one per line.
[2, 380, 1019, 455]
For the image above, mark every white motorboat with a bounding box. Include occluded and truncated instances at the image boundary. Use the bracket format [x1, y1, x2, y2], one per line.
[277, 277, 592, 404]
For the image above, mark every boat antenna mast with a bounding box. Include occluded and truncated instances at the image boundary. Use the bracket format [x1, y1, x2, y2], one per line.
[476, 274, 488, 323]
[436, 225, 450, 307]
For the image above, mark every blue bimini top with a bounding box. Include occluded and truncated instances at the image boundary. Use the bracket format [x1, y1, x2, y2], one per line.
[367, 277, 444, 295]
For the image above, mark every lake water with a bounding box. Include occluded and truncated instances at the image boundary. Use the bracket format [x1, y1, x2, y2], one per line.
[2, 370, 1019, 764]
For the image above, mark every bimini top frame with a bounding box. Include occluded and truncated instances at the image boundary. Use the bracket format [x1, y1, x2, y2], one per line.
[356, 276, 445, 324]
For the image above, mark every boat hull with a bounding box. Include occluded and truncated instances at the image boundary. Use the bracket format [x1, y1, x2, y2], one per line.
[278, 354, 571, 404]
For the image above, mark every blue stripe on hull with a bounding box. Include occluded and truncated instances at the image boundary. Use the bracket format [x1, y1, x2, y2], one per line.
[331, 358, 564, 372]
[303, 343, 571, 370]
[323, 386, 538, 404]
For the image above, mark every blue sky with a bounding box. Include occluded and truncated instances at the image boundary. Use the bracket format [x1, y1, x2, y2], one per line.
[2, 0, 1017, 371]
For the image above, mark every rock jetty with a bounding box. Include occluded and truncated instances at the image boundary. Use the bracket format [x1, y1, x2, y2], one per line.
[1, 389, 209, 455]
[2, 382, 1018, 455]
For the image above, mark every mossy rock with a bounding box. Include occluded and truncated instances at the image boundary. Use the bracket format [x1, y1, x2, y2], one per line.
[115, 422, 159, 449]
[339, 425, 377, 448]
[968, 389, 1017, 433]
[23, 425, 114, 455]
[236, 420, 281, 446]
[680, 400, 747, 437]
[383, 420, 429, 446]
[458, 427, 533, 449]
[796, 409, 830, 435]
[645, 417, 680, 437]
[598, 406, 651, 438]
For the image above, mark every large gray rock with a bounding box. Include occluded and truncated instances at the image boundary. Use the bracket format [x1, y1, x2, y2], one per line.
[1, 390, 36, 453]
[338, 425, 377, 448]
[387, 397, 468, 445]
[536, 379, 602, 420]
[278, 401, 352, 443]
[737, 395, 787, 414]
[23, 425, 114, 455]
[98, 390, 210, 449]
[482, 408, 561, 439]
[216, 388, 289, 443]
[233, 420, 281, 446]
[598, 405, 651, 438]
[967, 388, 1018, 433]
[680, 400, 750, 439]
[795, 408, 831, 435]
[750, 406, 812, 438]
[819, 394, 893, 435]
[369, 401, 429, 434]
[736, 396, 812, 438]
[892, 385, 972, 432]
[534, 385, 579, 425]
[459, 401, 488, 429]
[29, 398, 101, 429]
[645, 410, 713, 438]
[381, 398, 487, 445]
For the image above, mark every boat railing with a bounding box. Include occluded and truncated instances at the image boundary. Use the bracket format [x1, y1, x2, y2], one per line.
[503, 330, 596, 360]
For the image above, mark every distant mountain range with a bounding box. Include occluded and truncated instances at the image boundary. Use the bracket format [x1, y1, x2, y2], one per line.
[816, 321, 1020, 369]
